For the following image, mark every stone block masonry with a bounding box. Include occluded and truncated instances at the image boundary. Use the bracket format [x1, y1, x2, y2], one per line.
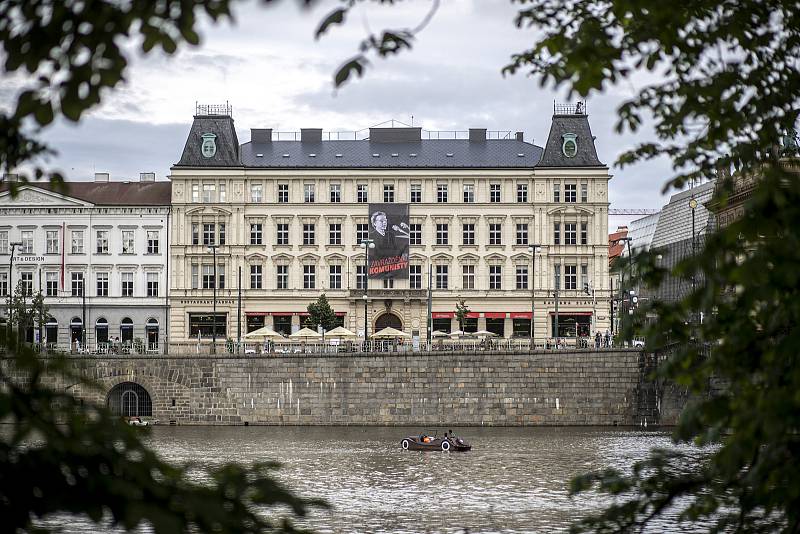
[24, 349, 645, 426]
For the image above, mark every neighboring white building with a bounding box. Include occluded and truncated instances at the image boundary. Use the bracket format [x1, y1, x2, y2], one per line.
[169, 103, 612, 345]
[0, 174, 171, 352]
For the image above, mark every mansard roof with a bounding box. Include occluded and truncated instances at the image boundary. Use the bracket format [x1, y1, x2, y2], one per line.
[0, 181, 172, 206]
[537, 106, 605, 168]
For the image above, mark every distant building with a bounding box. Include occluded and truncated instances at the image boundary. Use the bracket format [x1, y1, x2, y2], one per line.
[0, 174, 171, 352]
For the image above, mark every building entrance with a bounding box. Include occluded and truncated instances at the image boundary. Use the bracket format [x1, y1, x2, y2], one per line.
[375, 312, 402, 331]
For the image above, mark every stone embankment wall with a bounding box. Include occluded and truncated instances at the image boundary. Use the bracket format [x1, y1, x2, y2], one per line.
[33, 349, 647, 426]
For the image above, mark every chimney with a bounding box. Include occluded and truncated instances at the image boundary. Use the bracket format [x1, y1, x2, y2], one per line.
[515, 131, 524, 142]
[251, 128, 272, 144]
[300, 128, 322, 143]
[469, 128, 487, 142]
[139, 172, 156, 182]
[94, 172, 109, 182]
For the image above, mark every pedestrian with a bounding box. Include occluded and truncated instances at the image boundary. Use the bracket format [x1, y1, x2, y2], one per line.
[595, 331, 601, 348]
[604, 330, 611, 347]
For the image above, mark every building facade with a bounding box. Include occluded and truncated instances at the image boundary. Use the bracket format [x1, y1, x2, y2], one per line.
[169, 103, 611, 345]
[0, 175, 171, 352]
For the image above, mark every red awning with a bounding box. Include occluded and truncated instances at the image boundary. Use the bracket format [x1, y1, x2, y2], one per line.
[465, 312, 480, 319]
[510, 312, 532, 319]
[484, 312, 506, 319]
[548, 312, 594, 316]
[245, 312, 269, 317]
[271, 312, 294, 317]
[335, 312, 346, 316]
[432, 312, 455, 318]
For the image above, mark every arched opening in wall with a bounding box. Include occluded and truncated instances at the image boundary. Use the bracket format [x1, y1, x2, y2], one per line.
[45, 317, 58, 345]
[375, 312, 402, 331]
[95, 317, 109, 347]
[70, 317, 83, 348]
[120, 317, 134, 344]
[106, 382, 153, 417]
[146, 318, 159, 351]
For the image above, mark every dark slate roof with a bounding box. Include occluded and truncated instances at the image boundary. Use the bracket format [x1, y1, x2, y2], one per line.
[238, 139, 543, 168]
[176, 114, 241, 167]
[0, 181, 172, 206]
[536, 114, 604, 168]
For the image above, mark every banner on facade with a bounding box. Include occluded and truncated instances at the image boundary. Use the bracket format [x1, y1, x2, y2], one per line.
[368, 203, 409, 279]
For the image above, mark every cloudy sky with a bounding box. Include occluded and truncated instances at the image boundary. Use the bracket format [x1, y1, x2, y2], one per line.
[21, 0, 681, 226]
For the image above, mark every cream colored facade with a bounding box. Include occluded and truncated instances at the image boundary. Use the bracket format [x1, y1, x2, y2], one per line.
[169, 109, 611, 343]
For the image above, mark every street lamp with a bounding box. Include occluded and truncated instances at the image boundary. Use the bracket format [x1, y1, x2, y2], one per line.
[614, 236, 634, 345]
[207, 244, 219, 353]
[527, 245, 541, 347]
[6, 242, 23, 340]
[360, 239, 375, 349]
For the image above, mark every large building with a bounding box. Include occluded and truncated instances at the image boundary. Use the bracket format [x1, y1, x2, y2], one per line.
[0, 174, 171, 352]
[168, 103, 612, 345]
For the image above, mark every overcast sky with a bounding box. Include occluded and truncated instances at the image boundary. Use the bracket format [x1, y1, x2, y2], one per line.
[19, 0, 684, 227]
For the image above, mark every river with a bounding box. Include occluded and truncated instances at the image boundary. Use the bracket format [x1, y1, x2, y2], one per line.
[41, 425, 703, 533]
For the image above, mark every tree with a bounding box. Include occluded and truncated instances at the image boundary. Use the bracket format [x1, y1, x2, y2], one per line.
[305, 293, 338, 332]
[5, 280, 47, 348]
[454, 299, 470, 332]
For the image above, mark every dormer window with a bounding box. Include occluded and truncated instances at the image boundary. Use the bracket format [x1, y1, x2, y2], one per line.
[562, 133, 578, 158]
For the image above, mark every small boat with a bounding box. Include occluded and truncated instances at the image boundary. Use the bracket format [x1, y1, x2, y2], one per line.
[400, 431, 471, 452]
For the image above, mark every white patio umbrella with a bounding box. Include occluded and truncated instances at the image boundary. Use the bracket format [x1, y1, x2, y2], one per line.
[474, 330, 499, 338]
[431, 330, 449, 338]
[371, 326, 411, 339]
[449, 330, 475, 338]
[244, 326, 285, 339]
[326, 326, 358, 338]
[289, 327, 322, 339]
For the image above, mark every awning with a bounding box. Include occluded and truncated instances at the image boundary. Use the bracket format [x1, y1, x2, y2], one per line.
[510, 312, 532, 319]
[245, 312, 269, 317]
[484, 312, 506, 319]
[549, 312, 594, 316]
[432, 312, 455, 318]
[465, 312, 480, 319]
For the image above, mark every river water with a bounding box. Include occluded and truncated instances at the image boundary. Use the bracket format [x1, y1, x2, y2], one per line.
[43, 426, 703, 533]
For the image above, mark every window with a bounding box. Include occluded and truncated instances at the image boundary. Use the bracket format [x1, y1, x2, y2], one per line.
[565, 223, 577, 245]
[191, 265, 199, 290]
[71, 272, 84, 297]
[96, 272, 109, 297]
[383, 184, 395, 203]
[581, 264, 589, 292]
[580, 222, 588, 245]
[490, 183, 501, 203]
[303, 223, 315, 245]
[565, 265, 577, 290]
[581, 183, 588, 202]
[303, 265, 316, 289]
[410, 265, 422, 289]
[409, 224, 422, 245]
[71, 230, 84, 254]
[357, 184, 368, 203]
[330, 183, 341, 203]
[147, 230, 159, 254]
[554, 264, 561, 290]
[0, 273, 6, 296]
[146, 272, 158, 297]
[383, 278, 394, 289]
[489, 265, 502, 290]
[278, 183, 289, 203]
[219, 184, 226, 203]
[329, 265, 342, 289]
[463, 184, 474, 203]
[436, 223, 449, 245]
[553, 183, 560, 202]
[410, 184, 422, 203]
[250, 223, 263, 245]
[203, 224, 215, 246]
[251, 184, 263, 203]
[356, 223, 369, 244]
[516, 223, 528, 245]
[121, 272, 134, 297]
[565, 183, 577, 203]
[462, 223, 475, 245]
[462, 265, 475, 290]
[250, 265, 262, 289]
[276, 265, 288, 289]
[516, 265, 528, 289]
[554, 222, 561, 245]
[191, 184, 200, 202]
[46, 230, 59, 254]
[276, 223, 289, 245]
[435, 265, 448, 289]
[21, 230, 33, 254]
[121, 230, 134, 254]
[202, 184, 216, 203]
[489, 223, 502, 245]
[219, 223, 226, 245]
[19, 272, 33, 295]
[356, 264, 366, 289]
[0, 230, 6, 253]
[437, 184, 448, 203]
[517, 183, 528, 203]
[218, 265, 225, 289]
[191, 223, 199, 245]
[96, 230, 109, 253]
[202, 265, 215, 289]
[46, 272, 58, 297]
[304, 184, 315, 203]
[329, 223, 341, 245]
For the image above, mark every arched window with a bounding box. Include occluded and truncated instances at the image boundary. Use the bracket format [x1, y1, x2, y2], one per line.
[120, 317, 133, 343]
[70, 317, 83, 344]
[45, 317, 58, 345]
[95, 317, 109, 344]
[146, 318, 159, 351]
[106, 382, 152, 417]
